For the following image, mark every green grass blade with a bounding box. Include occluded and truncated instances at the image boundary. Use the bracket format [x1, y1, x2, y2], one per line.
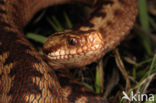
[95, 59, 104, 94]
[138, 0, 152, 55]
[51, 16, 64, 31]
[147, 54, 156, 76]
[47, 17, 64, 32]
[47, 17, 60, 31]
[26, 33, 47, 44]
[63, 11, 73, 28]
[134, 25, 152, 55]
[130, 54, 156, 92]
[138, 0, 150, 31]
[82, 82, 94, 91]
[95, 67, 101, 93]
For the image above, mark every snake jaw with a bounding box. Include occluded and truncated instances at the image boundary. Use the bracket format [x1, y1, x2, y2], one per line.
[43, 31, 104, 69]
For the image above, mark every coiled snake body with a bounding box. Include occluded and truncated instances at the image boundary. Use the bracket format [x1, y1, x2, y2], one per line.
[0, 0, 137, 103]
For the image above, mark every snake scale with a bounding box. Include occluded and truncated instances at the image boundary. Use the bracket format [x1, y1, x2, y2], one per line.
[0, 0, 137, 102]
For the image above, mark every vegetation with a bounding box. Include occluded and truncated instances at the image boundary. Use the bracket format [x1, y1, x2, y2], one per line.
[25, 0, 156, 102]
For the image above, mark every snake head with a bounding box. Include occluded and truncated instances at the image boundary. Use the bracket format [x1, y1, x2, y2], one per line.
[43, 30, 104, 69]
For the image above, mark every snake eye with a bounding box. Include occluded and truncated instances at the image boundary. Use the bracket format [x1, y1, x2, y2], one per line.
[68, 37, 78, 46]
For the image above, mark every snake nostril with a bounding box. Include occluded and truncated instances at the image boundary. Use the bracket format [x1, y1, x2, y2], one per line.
[68, 37, 78, 46]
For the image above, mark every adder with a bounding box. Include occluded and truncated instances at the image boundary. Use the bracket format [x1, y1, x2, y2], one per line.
[0, 0, 137, 102]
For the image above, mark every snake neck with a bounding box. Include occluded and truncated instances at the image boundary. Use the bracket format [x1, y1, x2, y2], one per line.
[79, 0, 138, 49]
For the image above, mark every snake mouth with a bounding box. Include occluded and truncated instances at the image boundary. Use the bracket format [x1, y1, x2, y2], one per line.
[47, 43, 103, 60]
[46, 43, 104, 69]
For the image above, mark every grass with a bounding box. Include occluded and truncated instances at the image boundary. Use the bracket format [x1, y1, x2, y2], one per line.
[138, 0, 152, 55]
[25, 0, 156, 103]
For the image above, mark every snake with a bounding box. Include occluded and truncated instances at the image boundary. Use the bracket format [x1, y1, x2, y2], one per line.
[0, 0, 137, 103]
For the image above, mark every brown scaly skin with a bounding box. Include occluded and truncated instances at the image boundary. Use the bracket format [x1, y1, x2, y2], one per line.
[55, 71, 107, 103]
[0, 0, 137, 103]
[43, 31, 105, 69]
